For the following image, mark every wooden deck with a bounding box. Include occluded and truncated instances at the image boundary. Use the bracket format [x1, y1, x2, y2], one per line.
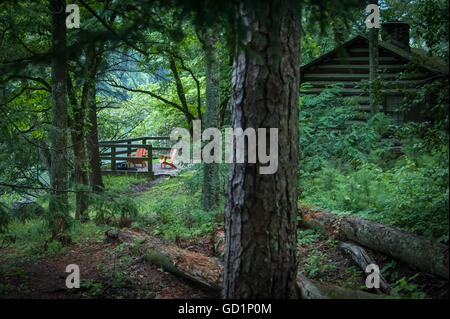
[98, 136, 178, 178]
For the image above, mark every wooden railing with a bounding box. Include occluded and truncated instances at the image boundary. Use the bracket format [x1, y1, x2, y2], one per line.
[98, 136, 173, 176]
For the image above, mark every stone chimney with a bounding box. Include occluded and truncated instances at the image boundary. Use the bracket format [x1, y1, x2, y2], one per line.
[381, 22, 410, 51]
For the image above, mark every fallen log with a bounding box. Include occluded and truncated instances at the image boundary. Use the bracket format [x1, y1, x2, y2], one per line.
[106, 228, 222, 290]
[298, 203, 449, 279]
[106, 228, 387, 299]
[213, 229, 390, 297]
[339, 242, 391, 295]
[296, 272, 327, 299]
[297, 272, 386, 299]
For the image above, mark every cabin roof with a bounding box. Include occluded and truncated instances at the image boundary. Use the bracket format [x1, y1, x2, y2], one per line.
[301, 35, 449, 76]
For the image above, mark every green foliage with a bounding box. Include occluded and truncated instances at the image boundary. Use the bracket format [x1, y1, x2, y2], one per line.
[299, 87, 449, 241]
[0, 218, 49, 258]
[383, 0, 449, 61]
[304, 248, 338, 280]
[0, 201, 9, 233]
[103, 176, 147, 193]
[392, 274, 428, 299]
[136, 170, 223, 241]
[80, 279, 104, 299]
[70, 221, 108, 245]
[46, 239, 66, 258]
[342, 266, 365, 289]
[88, 191, 139, 226]
[297, 229, 321, 245]
[10, 200, 45, 221]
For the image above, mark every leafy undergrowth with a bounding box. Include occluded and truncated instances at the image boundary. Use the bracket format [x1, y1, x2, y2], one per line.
[297, 228, 449, 299]
[299, 88, 449, 242]
[1, 173, 448, 299]
[0, 173, 221, 299]
[133, 169, 224, 242]
[0, 224, 216, 299]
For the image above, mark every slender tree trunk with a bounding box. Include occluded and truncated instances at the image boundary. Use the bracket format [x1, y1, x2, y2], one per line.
[85, 83, 104, 192]
[223, 0, 301, 298]
[202, 29, 220, 211]
[169, 57, 194, 130]
[81, 42, 106, 193]
[67, 75, 89, 220]
[49, 0, 69, 237]
[369, 0, 379, 116]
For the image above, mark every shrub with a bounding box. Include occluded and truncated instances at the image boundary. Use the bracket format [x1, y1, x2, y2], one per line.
[88, 191, 139, 227]
[0, 201, 9, 233]
[137, 172, 222, 241]
[299, 87, 449, 242]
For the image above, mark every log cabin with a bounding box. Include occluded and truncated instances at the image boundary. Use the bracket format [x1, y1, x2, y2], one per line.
[300, 22, 449, 124]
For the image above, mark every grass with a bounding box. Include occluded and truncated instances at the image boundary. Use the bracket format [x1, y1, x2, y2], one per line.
[103, 175, 147, 192]
[133, 170, 223, 241]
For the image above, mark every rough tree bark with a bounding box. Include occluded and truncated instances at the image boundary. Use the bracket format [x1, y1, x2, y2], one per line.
[201, 28, 220, 211]
[369, 0, 379, 116]
[85, 82, 104, 192]
[84, 43, 107, 193]
[67, 75, 89, 220]
[299, 204, 449, 279]
[223, 0, 301, 298]
[49, 0, 69, 237]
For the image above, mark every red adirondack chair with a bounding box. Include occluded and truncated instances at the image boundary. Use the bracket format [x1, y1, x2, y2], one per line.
[128, 148, 147, 168]
[160, 148, 178, 169]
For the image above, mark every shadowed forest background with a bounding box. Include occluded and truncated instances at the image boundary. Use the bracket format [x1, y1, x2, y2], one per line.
[0, 0, 448, 299]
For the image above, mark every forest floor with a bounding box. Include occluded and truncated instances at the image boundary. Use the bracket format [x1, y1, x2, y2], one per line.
[0, 232, 218, 299]
[0, 178, 448, 299]
[0, 177, 218, 299]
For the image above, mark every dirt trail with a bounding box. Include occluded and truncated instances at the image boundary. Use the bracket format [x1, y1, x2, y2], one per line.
[0, 176, 218, 299]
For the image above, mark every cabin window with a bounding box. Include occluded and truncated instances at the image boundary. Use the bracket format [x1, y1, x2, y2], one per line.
[383, 95, 404, 123]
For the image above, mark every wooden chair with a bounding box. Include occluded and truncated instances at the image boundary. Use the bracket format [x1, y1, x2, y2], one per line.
[128, 148, 147, 168]
[160, 148, 178, 169]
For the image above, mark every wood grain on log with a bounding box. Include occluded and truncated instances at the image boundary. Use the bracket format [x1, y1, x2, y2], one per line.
[298, 203, 449, 279]
[339, 242, 391, 295]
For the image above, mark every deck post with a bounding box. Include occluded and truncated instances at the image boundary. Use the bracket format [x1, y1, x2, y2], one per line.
[111, 146, 116, 170]
[127, 141, 131, 158]
[146, 144, 153, 177]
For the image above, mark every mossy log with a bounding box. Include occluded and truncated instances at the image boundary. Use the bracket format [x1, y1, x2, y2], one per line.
[339, 242, 391, 294]
[298, 203, 449, 279]
[106, 228, 387, 299]
[296, 272, 387, 299]
[106, 229, 222, 290]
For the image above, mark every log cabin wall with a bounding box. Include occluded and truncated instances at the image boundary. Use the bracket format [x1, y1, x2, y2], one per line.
[300, 35, 442, 124]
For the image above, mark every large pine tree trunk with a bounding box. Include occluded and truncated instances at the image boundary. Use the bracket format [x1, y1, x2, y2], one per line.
[49, 0, 69, 237]
[223, 0, 301, 299]
[202, 28, 220, 211]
